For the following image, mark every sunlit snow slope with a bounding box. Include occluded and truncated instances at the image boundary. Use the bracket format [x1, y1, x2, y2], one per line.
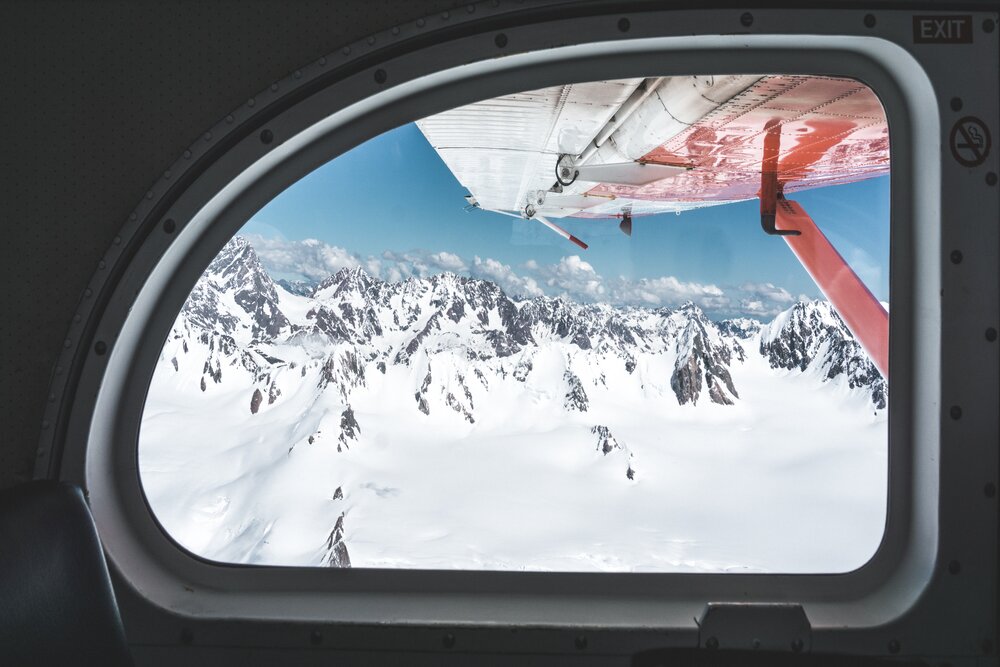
[138, 237, 888, 572]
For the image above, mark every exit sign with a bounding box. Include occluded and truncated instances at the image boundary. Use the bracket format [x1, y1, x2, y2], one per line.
[913, 15, 973, 44]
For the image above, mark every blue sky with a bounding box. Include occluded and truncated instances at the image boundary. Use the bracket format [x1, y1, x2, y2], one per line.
[242, 122, 889, 319]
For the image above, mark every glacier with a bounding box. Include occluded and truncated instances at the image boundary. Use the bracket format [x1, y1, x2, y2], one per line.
[138, 236, 888, 573]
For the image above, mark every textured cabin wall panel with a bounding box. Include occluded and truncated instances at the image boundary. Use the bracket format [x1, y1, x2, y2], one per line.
[0, 0, 464, 489]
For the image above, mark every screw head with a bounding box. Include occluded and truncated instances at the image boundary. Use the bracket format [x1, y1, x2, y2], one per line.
[791, 639, 804, 653]
[374, 69, 387, 84]
[888, 639, 900, 654]
[163, 219, 176, 234]
[443, 633, 456, 649]
[575, 635, 588, 650]
[864, 14, 876, 28]
[740, 12, 753, 27]
[950, 405, 963, 420]
[259, 129, 274, 145]
[618, 17, 630, 32]
[94, 341, 107, 356]
[988, 172, 998, 186]
[495, 33, 508, 48]
[951, 97, 963, 112]
[950, 249, 963, 264]
[705, 636, 719, 650]
[986, 328, 997, 342]
[310, 629, 323, 645]
[947, 559, 961, 574]
[984, 18, 995, 33]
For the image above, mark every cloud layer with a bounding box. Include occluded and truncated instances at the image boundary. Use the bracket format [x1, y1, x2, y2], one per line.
[246, 234, 799, 319]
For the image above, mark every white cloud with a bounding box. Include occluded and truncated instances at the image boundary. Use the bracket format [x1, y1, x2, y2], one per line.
[242, 235, 802, 320]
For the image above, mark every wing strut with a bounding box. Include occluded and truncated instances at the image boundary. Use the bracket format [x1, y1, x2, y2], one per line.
[535, 214, 589, 250]
[760, 121, 889, 379]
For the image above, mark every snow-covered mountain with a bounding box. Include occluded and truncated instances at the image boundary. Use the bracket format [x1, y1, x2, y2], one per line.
[139, 236, 888, 573]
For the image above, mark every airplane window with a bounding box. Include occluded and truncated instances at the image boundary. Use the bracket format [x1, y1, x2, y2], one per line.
[138, 74, 890, 573]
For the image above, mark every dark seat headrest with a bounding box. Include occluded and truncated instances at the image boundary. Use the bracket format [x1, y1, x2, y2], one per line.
[0, 481, 132, 666]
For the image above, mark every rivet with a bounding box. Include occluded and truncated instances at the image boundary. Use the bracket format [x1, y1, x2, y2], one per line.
[495, 33, 508, 48]
[984, 18, 996, 33]
[752, 639, 761, 649]
[466, 4, 475, 13]
[441, 10, 450, 19]
[310, 629, 323, 645]
[204, 131, 212, 141]
[260, 129, 274, 145]
[947, 559, 961, 574]
[183, 150, 192, 159]
[84, 288, 93, 298]
[864, 14, 876, 28]
[247, 98, 256, 107]
[705, 636, 719, 649]
[318, 57, 326, 66]
[740, 12, 753, 27]
[951, 97, 963, 112]
[391, 26, 400, 35]
[950, 249, 963, 264]
[225, 115, 233, 124]
[294, 70, 302, 79]
[94, 341, 107, 355]
[342, 46, 351, 55]
[270, 82, 278, 92]
[367, 36, 375, 45]
[129, 212, 138, 221]
[888, 639, 900, 654]
[374, 69, 387, 84]
[987, 172, 997, 186]
[985, 482, 997, 497]
[37, 449, 46, 457]
[618, 17, 630, 32]
[164, 169, 171, 179]
[55, 366, 63, 375]
[416, 18, 425, 27]
[145, 190, 154, 199]
[73, 314, 81, 323]
[950, 405, 963, 420]
[986, 327, 997, 341]
[48, 393, 55, 402]
[113, 235, 121, 245]
[574, 635, 588, 650]
[63, 338, 71, 349]
[41, 420, 50, 429]
[180, 628, 194, 645]
[791, 639, 804, 653]
[443, 632, 456, 648]
[163, 219, 176, 234]
[98, 260, 106, 270]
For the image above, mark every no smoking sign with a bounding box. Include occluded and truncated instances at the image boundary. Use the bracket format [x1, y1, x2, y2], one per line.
[950, 116, 992, 168]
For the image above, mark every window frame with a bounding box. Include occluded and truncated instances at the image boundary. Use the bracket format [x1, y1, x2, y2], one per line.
[40, 6, 997, 659]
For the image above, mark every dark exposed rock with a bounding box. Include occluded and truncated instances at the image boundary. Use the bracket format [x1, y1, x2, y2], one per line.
[513, 357, 533, 382]
[564, 370, 589, 412]
[669, 304, 738, 406]
[376, 361, 386, 374]
[323, 512, 351, 568]
[250, 388, 263, 415]
[200, 376, 206, 392]
[171, 356, 178, 371]
[591, 425, 620, 455]
[338, 407, 361, 450]
[267, 381, 281, 405]
[332, 486, 343, 500]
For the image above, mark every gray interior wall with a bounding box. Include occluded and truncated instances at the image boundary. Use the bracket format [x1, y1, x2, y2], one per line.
[0, 0, 463, 489]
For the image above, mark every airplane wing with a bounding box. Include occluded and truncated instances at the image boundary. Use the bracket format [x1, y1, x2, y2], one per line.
[415, 74, 891, 379]
[415, 75, 889, 220]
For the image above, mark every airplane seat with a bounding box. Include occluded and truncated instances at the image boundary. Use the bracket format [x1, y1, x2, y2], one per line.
[0, 481, 132, 666]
